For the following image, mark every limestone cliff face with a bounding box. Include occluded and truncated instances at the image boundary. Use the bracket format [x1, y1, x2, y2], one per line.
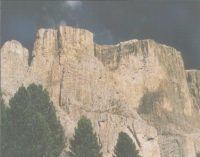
[1, 40, 30, 103]
[1, 26, 200, 157]
[186, 70, 200, 108]
[95, 39, 193, 118]
[94, 40, 200, 157]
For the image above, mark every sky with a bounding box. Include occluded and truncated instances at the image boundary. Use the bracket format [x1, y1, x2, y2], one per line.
[1, 1, 200, 70]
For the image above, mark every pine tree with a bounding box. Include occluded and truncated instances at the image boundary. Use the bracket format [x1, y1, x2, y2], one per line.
[69, 116, 102, 157]
[1, 99, 11, 157]
[2, 83, 65, 157]
[113, 131, 141, 157]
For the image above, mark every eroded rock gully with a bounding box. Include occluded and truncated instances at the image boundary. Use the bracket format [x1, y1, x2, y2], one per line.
[1, 26, 200, 157]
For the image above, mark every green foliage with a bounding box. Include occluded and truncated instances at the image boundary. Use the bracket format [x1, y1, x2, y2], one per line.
[1, 99, 10, 157]
[113, 132, 141, 157]
[69, 116, 102, 157]
[2, 83, 65, 157]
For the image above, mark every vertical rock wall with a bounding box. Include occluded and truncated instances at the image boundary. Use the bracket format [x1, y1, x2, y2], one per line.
[1, 26, 200, 157]
[186, 70, 200, 108]
[94, 39, 195, 129]
[1, 40, 30, 103]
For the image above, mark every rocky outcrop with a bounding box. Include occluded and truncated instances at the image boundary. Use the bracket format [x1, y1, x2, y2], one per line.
[1, 40, 30, 103]
[1, 26, 200, 157]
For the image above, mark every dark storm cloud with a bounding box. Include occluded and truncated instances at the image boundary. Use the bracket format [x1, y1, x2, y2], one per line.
[1, 1, 200, 69]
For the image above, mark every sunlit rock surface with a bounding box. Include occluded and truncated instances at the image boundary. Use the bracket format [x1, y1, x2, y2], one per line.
[2, 26, 200, 157]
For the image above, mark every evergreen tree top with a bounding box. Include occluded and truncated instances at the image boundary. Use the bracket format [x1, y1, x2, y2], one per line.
[114, 131, 141, 157]
[69, 116, 102, 157]
[2, 83, 65, 157]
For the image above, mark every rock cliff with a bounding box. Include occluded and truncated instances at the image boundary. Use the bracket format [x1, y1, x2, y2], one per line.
[186, 70, 200, 108]
[1, 26, 200, 157]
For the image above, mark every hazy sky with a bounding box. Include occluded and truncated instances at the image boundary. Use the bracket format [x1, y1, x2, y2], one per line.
[2, 1, 200, 69]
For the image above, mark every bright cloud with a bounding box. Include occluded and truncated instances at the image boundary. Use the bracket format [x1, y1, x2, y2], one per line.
[63, 1, 82, 10]
[59, 20, 67, 26]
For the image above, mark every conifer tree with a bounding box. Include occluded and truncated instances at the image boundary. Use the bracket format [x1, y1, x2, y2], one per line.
[113, 131, 141, 157]
[69, 116, 102, 157]
[2, 83, 65, 157]
[1, 99, 10, 157]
